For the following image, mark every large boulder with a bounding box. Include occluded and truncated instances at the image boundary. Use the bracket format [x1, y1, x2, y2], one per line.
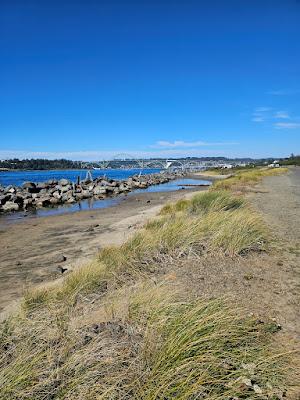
[59, 178, 70, 186]
[23, 198, 33, 208]
[47, 179, 58, 185]
[36, 196, 51, 207]
[52, 191, 61, 200]
[15, 194, 25, 205]
[105, 186, 115, 194]
[75, 192, 84, 200]
[61, 185, 72, 193]
[2, 201, 19, 211]
[119, 183, 130, 192]
[22, 181, 36, 190]
[93, 186, 107, 195]
[81, 190, 92, 199]
[50, 197, 59, 205]
[7, 186, 16, 194]
[0, 194, 10, 205]
[36, 182, 48, 190]
[99, 180, 109, 186]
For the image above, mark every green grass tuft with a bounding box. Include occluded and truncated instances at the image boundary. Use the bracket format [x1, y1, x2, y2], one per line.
[189, 190, 245, 214]
[136, 299, 291, 400]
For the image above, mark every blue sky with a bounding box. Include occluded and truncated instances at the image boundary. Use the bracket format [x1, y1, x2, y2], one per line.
[0, 0, 299, 160]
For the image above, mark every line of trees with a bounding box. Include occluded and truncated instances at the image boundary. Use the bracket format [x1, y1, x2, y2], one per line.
[280, 154, 300, 166]
[0, 158, 84, 170]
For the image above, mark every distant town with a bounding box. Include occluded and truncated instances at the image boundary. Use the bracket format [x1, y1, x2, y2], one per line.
[0, 154, 299, 171]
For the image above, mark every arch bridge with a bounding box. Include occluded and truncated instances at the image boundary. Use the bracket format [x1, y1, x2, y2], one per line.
[92, 156, 207, 171]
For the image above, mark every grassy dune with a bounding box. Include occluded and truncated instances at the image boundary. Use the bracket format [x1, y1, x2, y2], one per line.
[0, 167, 297, 399]
[212, 167, 288, 191]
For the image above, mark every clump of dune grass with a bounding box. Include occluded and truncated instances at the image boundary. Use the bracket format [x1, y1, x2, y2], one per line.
[0, 283, 295, 400]
[203, 208, 267, 255]
[22, 262, 109, 313]
[160, 198, 189, 215]
[160, 190, 244, 215]
[189, 189, 245, 214]
[136, 299, 294, 400]
[99, 208, 266, 269]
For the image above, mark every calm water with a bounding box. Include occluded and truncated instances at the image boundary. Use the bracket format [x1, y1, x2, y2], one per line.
[0, 168, 161, 187]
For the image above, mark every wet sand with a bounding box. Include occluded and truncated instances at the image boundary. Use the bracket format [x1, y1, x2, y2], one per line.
[0, 184, 207, 316]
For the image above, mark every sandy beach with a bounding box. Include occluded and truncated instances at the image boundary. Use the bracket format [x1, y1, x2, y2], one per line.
[0, 181, 208, 317]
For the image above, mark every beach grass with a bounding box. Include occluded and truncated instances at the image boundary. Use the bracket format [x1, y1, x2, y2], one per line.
[213, 167, 288, 190]
[0, 285, 295, 400]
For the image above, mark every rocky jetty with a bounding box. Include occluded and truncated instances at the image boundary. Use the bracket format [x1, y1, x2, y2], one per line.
[0, 171, 185, 213]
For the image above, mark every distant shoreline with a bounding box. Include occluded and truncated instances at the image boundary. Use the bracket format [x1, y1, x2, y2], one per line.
[0, 167, 162, 172]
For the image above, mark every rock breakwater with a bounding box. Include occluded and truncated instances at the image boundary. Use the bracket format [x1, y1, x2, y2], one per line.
[0, 171, 185, 213]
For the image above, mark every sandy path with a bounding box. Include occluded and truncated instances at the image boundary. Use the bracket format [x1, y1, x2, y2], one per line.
[0, 185, 205, 317]
[250, 167, 300, 242]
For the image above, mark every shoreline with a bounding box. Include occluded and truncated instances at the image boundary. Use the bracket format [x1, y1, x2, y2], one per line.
[0, 181, 208, 318]
[0, 170, 185, 213]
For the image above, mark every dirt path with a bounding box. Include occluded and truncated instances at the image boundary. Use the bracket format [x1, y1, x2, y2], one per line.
[251, 167, 300, 243]
[171, 168, 300, 343]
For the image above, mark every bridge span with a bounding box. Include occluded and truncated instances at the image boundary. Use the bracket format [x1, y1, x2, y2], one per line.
[88, 156, 208, 171]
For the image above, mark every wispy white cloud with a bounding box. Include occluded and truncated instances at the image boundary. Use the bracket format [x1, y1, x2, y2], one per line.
[267, 89, 300, 96]
[151, 140, 238, 149]
[252, 107, 298, 127]
[274, 111, 290, 119]
[251, 116, 265, 122]
[274, 122, 300, 129]
[255, 107, 272, 112]
[251, 107, 272, 122]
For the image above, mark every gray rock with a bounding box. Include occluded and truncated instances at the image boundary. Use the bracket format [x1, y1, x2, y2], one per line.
[93, 186, 107, 195]
[4, 185, 14, 194]
[36, 196, 51, 207]
[50, 197, 59, 205]
[2, 201, 19, 211]
[39, 188, 48, 195]
[52, 191, 61, 200]
[36, 182, 47, 190]
[0, 194, 10, 205]
[253, 384, 263, 394]
[22, 182, 36, 190]
[59, 178, 70, 186]
[23, 198, 33, 208]
[75, 193, 84, 200]
[61, 194, 68, 202]
[47, 179, 57, 185]
[53, 254, 67, 263]
[61, 185, 71, 193]
[81, 190, 92, 198]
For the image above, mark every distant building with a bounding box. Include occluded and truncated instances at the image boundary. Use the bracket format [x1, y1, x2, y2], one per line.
[268, 161, 280, 168]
